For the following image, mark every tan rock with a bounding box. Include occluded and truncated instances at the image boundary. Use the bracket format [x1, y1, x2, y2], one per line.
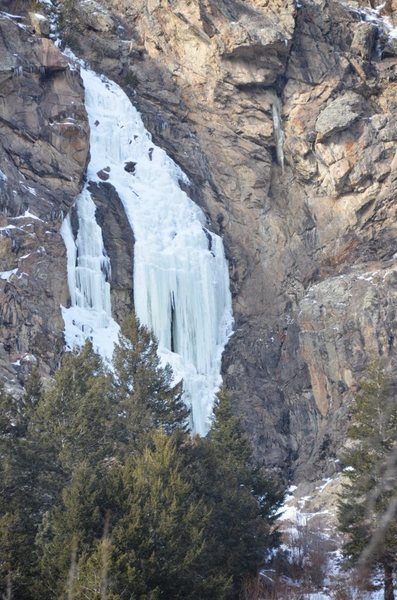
[315, 93, 364, 141]
[38, 39, 69, 71]
[28, 12, 50, 37]
[45, 0, 397, 482]
[80, 0, 114, 32]
[351, 22, 376, 60]
[2, 0, 397, 490]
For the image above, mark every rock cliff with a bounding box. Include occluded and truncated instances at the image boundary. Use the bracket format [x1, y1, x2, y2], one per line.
[0, 4, 88, 383]
[1, 0, 397, 481]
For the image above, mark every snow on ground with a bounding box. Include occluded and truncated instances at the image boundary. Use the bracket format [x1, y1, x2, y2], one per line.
[278, 480, 388, 599]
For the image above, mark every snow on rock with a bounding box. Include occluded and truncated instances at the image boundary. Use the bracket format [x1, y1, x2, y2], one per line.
[0, 269, 18, 281]
[342, 1, 397, 39]
[272, 96, 285, 170]
[12, 210, 43, 222]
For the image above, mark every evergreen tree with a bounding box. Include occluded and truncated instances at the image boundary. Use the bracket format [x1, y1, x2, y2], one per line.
[210, 388, 283, 592]
[23, 366, 43, 428]
[187, 388, 284, 597]
[111, 429, 231, 600]
[72, 535, 120, 600]
[0, 371, 47, 600]
[35, 341, 114, 474]
[338, 367, 397, 600]
[31, 343, 124, 598]
[37, 461, 117, 599]
[0, 327, 284, 598]
[112, 314, 189, 447]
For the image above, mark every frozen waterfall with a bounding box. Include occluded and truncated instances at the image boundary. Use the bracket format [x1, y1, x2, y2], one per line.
[62, 65, 233, 435]
[61, 190, 120, 362]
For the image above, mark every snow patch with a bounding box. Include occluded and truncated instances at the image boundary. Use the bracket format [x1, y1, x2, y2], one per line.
[0, 269, 17, 280]
[21, 185, 37, 197]
[317, 478, 333, 493]
[13, 210, 43, 222]
[272, 96, 285, 170]
[342, 2, 397, 39]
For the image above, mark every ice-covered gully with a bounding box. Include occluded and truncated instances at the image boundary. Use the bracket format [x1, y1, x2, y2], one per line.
[61, 66, 233, 436]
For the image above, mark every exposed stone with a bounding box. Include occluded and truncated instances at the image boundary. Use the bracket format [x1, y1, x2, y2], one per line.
[80, 0, 397, 482]
[97, 168, 110, 180]
[88, 181, 135, 322]
[124, 161, 136, 174]
[80, 0, 114, 32]
[0, 11, 89, 385]
[38, 38, 69, 71]
[29, 12, 50, 37]
[315, 93, 364, 141]
[2, 0, 397, 491]
[383, 35, 397, 56]
[299, 266, 397, 420]
[350, 22, 376, 60]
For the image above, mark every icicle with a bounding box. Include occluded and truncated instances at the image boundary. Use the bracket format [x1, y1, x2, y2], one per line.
[76, 66, 233, 435]
[13, 65, 23, 77]
[272, 96, 285, 171]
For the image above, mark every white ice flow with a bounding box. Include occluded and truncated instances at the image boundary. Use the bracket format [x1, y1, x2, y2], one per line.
[62, 64, 233, 435]
[61, 191, 120, 363]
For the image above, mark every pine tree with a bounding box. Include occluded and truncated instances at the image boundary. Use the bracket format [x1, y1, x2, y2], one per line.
[338, 367, 397, 600]
[112, 314, 189, 447]
[202, 387, 284, 595]
[0, 372, 47, 600]
[35, 341, 114, 474]
[71, 514, 120, 600]
[23, 366, 43, 426]
[37, 461, 116, 599]
[111, 429, 230, 600]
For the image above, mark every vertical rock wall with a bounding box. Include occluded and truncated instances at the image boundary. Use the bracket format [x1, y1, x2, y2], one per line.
[1, 0, 397, 480]
[0, 8, 89, 382]
[64, 0, 397, 479]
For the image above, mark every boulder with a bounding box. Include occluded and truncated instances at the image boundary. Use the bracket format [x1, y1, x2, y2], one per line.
[28, 12, 50, 37]
[315, 93, 364, 141]
[351, 22, 376, 60]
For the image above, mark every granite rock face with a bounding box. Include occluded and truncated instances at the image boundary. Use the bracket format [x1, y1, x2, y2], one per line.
[0, 9, 89, 384]
[1, 0, 397, 481]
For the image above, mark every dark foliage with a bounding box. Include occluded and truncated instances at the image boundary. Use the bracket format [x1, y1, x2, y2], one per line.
[0, 318, 283, 599]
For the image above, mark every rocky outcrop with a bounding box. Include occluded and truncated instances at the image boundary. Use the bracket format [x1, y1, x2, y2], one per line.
[88, 181, 135, 322]
[57, 0, 397, 481]
[1, 0, 397, 483]
[0, 8, 89, 383]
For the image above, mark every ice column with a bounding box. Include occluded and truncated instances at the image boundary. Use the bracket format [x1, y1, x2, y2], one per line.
[272, 96, 285, 171]
[61, 189, 120, 362]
